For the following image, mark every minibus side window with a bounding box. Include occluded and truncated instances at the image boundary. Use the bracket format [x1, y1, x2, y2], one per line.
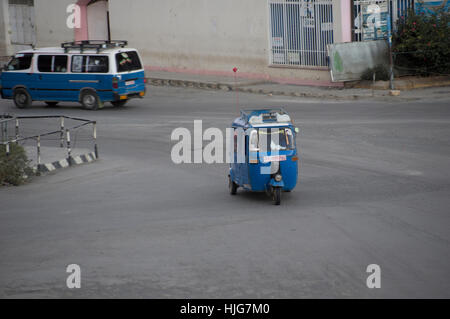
[6, 53, 33, 71]
[38, 55, 52, 72]
[71, 55, 108, 73]
[38, 55, 68, 72]
[72, 55, 85, 73]
[87, 56, 108, 73]
[54, 56, 68, 72]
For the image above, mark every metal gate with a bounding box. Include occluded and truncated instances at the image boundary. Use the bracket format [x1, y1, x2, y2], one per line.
[268, 0, 334, 68]
[352, 0, 414, 41]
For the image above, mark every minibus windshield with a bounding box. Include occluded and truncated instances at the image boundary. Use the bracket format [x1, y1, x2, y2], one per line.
[116, 51, 142, 72]
[6, 53, 33, 71]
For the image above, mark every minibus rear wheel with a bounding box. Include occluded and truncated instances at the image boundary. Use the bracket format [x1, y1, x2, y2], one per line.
[80, 90, 101, 110]
[13, 88, 32, 109]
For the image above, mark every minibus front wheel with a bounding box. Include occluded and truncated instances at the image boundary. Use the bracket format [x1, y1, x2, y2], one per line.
[13, 88, 32, 109]
[80, 90, 102, 110]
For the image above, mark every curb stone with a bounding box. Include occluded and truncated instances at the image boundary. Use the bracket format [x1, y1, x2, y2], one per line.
[147, 77, 361, 99]
[346, 76, 450, 90]
[34, 152, 97, 174]
[146, 76, 444, 100]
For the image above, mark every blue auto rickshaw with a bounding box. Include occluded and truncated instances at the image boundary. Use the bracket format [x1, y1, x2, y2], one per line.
[228, 109, 299, 205]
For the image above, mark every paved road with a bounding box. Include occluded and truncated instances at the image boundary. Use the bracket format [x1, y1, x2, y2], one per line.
[1, 86, 449, 298]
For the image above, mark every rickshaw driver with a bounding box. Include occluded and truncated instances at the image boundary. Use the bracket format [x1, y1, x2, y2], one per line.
[256, 128, 294, 152]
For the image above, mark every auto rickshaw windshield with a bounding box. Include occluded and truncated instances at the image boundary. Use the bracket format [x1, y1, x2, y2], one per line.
[249, 128, 295, 152]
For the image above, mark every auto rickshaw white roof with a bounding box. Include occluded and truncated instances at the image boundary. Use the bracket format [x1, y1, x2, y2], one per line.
[248, 113, 291, 126]
[232, 109, 293, 129]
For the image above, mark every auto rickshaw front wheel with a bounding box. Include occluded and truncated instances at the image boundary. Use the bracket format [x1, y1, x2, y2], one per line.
[228, 175, 238, 195]
[273, 187, 281, 205]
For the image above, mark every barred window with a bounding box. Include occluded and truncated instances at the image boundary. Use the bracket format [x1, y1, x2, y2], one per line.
[268, 0, 334, 68]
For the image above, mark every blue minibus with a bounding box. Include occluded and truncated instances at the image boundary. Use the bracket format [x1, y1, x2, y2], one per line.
[0, 40, 146, 110]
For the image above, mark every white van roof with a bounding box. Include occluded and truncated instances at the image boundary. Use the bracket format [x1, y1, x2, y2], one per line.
[16, 47, 138, 55]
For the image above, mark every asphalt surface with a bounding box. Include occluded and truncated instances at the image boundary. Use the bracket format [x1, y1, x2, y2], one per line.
[0, 86, 449, 298]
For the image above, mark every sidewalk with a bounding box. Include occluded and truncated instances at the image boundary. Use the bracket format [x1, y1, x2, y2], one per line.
[146, 71, 450, 101]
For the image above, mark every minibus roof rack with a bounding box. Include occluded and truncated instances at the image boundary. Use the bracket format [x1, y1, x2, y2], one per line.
[61, 40, 128, 53]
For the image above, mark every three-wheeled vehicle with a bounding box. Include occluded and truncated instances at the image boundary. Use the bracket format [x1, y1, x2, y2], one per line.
[228, 109, 299, 205]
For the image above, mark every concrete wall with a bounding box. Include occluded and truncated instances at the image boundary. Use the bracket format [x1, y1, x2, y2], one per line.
[34, 0, 74, 47]
[0, 0, 13, 62]
[109, 0, 271, 78]
[87, 0, 109, 40]
[109, 0, 347, 85]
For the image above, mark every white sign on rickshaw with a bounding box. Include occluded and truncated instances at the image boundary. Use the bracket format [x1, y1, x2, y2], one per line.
[263, 155, 287, 163]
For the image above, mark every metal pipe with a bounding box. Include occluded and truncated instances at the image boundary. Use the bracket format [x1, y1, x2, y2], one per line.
[15, 118, 19, 142]
[388, 0, 395, 90]
[37, 135, 41, 166]
[60, 117, 65, 148]
[5, 142, 10, 157]
[93, 122, 98, 159]
[66, 129, 72, 165]
[2, 120, 7, 142]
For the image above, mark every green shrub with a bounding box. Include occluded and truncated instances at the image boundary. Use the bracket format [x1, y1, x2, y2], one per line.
[0, 143, 34, 186]
[361, 64, 390, 81]
[393, 7, 450, 76]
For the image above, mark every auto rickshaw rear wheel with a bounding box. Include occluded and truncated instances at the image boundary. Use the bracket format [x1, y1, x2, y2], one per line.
[273, 187, 281, 205]
[228, 175, 238, 195]
[111, 100, 127, 107]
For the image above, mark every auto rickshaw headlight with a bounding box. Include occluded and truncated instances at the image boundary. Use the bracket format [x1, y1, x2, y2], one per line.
[275, 174, 282, 182]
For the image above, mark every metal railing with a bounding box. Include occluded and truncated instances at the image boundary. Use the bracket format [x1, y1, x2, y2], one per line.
[1, 115, 98, 171]
[268, 0, 334, 68]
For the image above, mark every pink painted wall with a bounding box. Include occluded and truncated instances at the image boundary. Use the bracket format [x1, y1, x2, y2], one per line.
[340, 0, 352, 42]
[74, 0, 90, 41]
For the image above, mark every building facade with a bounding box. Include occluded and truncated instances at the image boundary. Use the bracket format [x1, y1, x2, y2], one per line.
[107, 0, 352, 85]
[1, 0, 423, 85]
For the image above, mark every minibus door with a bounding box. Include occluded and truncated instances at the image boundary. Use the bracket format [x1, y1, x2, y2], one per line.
[36, 55, 70, 101]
